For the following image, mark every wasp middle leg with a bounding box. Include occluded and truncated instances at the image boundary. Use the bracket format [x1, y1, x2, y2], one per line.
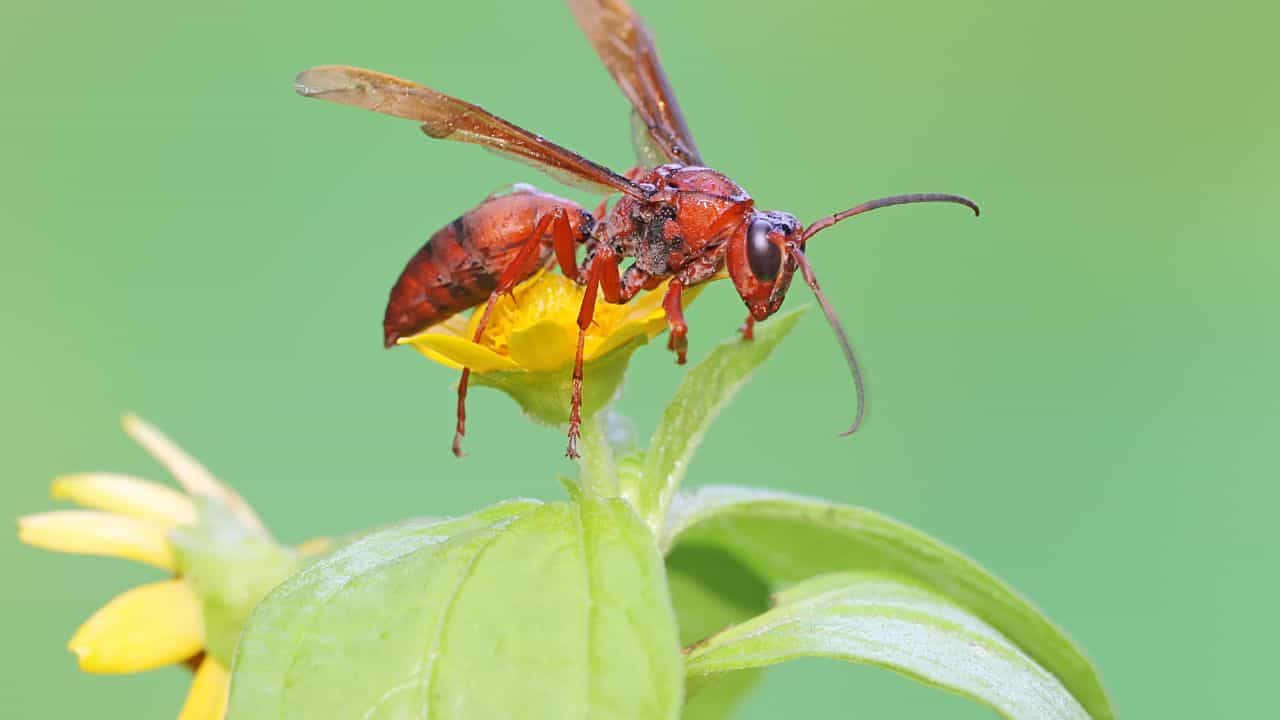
[452, 203, 584, 457]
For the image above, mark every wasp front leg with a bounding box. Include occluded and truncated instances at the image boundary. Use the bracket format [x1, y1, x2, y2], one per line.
[660, 257, 723, 364]
[661, 280, 689, 365]
[566, 246, 624, 458]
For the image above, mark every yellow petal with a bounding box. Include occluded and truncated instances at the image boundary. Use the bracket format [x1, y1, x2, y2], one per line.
[584, 318, 659, 362]
[433, 312, 472, 338]
[51, 474, 197, 529]
[18, 510, 176, 570]
[398, 331, 520, 372]
[401, 341, 466, 370]
[69, 579, 204, 673]
[507, 319, 577, 371]
[404, 313, 475, 370]
[121, 415, 269, 538]
[179, 657, 230, 720]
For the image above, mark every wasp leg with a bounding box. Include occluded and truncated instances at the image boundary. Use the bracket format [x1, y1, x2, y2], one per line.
[598, 251, 623, 303]
[661, 249, 725, 360]
[453, 296, 499, 458]
[662, 279, 689, 365]
[616, 264, 655, 303]
[550, 206, 585, 279]
[739, 314, 755, 341]
[453, 209, 566, 458]
[567, 246, 622, 458]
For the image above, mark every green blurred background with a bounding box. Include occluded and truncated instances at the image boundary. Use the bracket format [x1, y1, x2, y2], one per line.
[2, 0, 1275, 716]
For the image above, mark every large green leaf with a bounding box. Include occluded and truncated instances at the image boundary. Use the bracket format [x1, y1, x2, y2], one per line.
[666, 487, 1114, 720]
[665, 545, 771, 720]
[624, 308, 806, 537]
[228, 497, 683, 720]
[686, 572, 1089, 720]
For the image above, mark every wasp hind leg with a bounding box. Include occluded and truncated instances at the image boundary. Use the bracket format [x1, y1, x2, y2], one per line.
[452, 207, 578, 457]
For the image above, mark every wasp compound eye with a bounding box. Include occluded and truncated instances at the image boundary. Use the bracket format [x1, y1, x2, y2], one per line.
[746, 218, 782, 282]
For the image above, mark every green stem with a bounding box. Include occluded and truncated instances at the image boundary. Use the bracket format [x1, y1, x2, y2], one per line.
[576, 411, 618, 499]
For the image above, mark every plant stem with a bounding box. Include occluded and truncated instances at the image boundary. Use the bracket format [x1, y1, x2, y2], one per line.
[575, 411, 618, 499]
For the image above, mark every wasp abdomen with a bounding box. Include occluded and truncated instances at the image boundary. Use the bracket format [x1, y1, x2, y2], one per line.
[382, 190, 587, 347]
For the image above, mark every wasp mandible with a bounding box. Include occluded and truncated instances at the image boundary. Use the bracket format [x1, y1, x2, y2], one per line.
[295, 0, 979, 458]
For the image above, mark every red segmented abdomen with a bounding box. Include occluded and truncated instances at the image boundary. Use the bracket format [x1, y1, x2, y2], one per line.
[382, 190, 588, 347]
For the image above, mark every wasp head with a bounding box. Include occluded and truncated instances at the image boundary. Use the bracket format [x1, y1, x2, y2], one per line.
[727, 210, 803, 321]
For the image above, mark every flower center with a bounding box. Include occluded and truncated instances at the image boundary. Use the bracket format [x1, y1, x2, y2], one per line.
[467, 272, 632, 356]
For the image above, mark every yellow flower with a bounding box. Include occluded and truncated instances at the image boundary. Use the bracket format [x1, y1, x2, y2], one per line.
[17, 415, 298, 720]
[398, 270, 709, 424]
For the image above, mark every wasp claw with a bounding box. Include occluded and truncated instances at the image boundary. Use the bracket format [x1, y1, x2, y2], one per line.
[667, 332, 688, 364]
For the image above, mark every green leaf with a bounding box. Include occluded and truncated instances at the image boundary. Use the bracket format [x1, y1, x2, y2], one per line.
[625, 308, 806, 537]
[665, 487, 1115, 720]
[665, 545, 770, 720]
[228, 497, 683, 720]
[686, 572, 1089, 720]
[169, 497, 298, 665]
[680, 670, 760, 720]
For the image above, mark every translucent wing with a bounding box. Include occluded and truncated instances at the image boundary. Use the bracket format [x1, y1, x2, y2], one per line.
[629, 109, 668, 168]
[568, 0, 703, 166]
[295, 65, 648, 198]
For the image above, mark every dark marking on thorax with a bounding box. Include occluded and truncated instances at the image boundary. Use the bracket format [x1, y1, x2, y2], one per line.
[630, 203, 680, 275]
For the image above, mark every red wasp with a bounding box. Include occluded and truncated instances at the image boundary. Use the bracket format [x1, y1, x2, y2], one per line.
[296, 0, 978, 458]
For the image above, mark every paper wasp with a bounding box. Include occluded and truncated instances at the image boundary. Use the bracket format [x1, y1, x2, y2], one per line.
[296, 0, 979, 457]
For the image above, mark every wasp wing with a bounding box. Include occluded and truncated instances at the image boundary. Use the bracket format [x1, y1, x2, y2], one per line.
[295, 65, 648, 198]
[629, 109, 669, 168]
[568, 0, 703, 167]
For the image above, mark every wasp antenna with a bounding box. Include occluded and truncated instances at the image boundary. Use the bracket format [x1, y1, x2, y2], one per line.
[802, 193, 979, 241]
[787, 244, 865, 437]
